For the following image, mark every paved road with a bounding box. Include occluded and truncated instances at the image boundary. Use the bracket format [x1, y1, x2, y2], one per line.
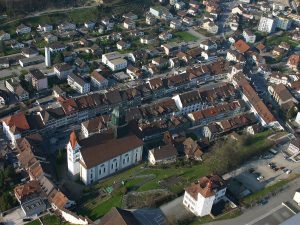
[203, 176, 300, 225]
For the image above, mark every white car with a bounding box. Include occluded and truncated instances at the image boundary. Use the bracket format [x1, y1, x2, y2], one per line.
[257, 176, 264, 181]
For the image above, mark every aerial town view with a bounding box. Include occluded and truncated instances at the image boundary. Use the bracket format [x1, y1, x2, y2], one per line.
[1, 0, 300, 224]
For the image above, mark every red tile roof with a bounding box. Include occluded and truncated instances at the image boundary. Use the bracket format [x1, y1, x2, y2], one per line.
[234, 39, 250, 53]
[1, 111, 30, 134]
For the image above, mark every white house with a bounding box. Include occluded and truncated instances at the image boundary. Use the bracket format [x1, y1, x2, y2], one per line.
[258, 16, 277, 33]
[172, 90, 203, 115]
[102, 52, 127, 71]
[84, 21, 96, 29]
[90, 70, 108, 90]
[54, 63, 73, 80]
[37, 24, 53, 32]
[243, 29, 256, 43]
[1, 111, 30, 146]
[148, 145, 177, 165]
[67, 74, 90, 94]
[67, 131, 143, 185]
[183, 175, 227, 217]
[200, 40, 217, 51]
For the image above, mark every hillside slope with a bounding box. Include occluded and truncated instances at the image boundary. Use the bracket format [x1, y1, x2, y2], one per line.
[0, 0, 86, 14]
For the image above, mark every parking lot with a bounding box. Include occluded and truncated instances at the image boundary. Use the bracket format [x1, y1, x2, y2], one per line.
[224, 143, 300, 193]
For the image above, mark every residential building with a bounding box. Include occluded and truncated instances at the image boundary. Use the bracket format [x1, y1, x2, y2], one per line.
[37, 24, 53, 32]
[276, 16, 291, 30]
[67, 74, 90, 94]
[29, 69, 48, 91]
[258, 16, 277, 33]
[123, 19, 136, 30]
[21, 47, 39, 58]
[148, 145, 177, 165]
[1, 111, 30, 145]
[84, 21, 96, 29]
[183, 138, 203, 161]
[268, 84, 298, 107]
[243, 29, 256, 43]
[0, 30, 10, 41]
[16, 24, 31, 34]
[5, 78, 29, 101]
[183, 175, 226, 217]
[287, 54, 300, 71]
[81, 115, 109, 138]
[54, 63, 73, 80]
[14, 181, 46, 217]
[102, 52, 127, 71]
[90, 70, 108, 90]
[58, 22, 76, 31]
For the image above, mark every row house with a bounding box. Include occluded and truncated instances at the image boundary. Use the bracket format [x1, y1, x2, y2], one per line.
[203, 113, 257, 141]
[232, 73, 282, 130]
[188, 100, 244, 126]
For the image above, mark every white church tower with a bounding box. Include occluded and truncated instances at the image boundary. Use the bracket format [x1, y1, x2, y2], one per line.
[45, 47, 51, 67]
[67, 131, 81, 177]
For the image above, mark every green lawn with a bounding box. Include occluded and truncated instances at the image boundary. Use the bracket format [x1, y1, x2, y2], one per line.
[40, 214, 73, 225]
[175, 31, 198, 42]
[25, 220, 41, 225]
[76, 131, 275, 221]
[265, 32, 300, 48]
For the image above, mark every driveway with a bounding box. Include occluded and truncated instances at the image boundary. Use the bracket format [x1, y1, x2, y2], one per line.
[160, 196, 192, 224]
[3, 208, 25, 225]
[204, 176, 300, 225]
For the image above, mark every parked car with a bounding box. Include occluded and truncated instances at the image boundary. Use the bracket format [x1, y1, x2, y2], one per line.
[257, 176, 264, 181]
[260, 198, 268, 205]
[283, 168, 292, 174]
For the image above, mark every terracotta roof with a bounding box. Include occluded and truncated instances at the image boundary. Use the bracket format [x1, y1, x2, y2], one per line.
[185, 174, 225, 200]
[91, 70, 107, 83]
[99, 207, 142, 225]
[233, 73, 276, 124]
[234, 39, 250, 53]
[14, 180, 41, 201]
[50, 190, 69, 209]
[256, 43, 265, 51]
[183, 138, 203, 159]
[287, 54, 300, 67]
[69, 131, 78, 149]
[80, 133, 143, 169]
[1, 111, 30, 134]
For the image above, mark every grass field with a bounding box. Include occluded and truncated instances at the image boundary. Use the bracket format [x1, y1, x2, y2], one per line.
[265, 32, 300, 48]
[175, 31, 198, 42]
[76, 131, 275, 221]
[40, 214, 74, 225]
[25, 220, 41, 225]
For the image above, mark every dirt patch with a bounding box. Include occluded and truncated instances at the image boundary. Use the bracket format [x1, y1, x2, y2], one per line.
[123, 189, 175, 209]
